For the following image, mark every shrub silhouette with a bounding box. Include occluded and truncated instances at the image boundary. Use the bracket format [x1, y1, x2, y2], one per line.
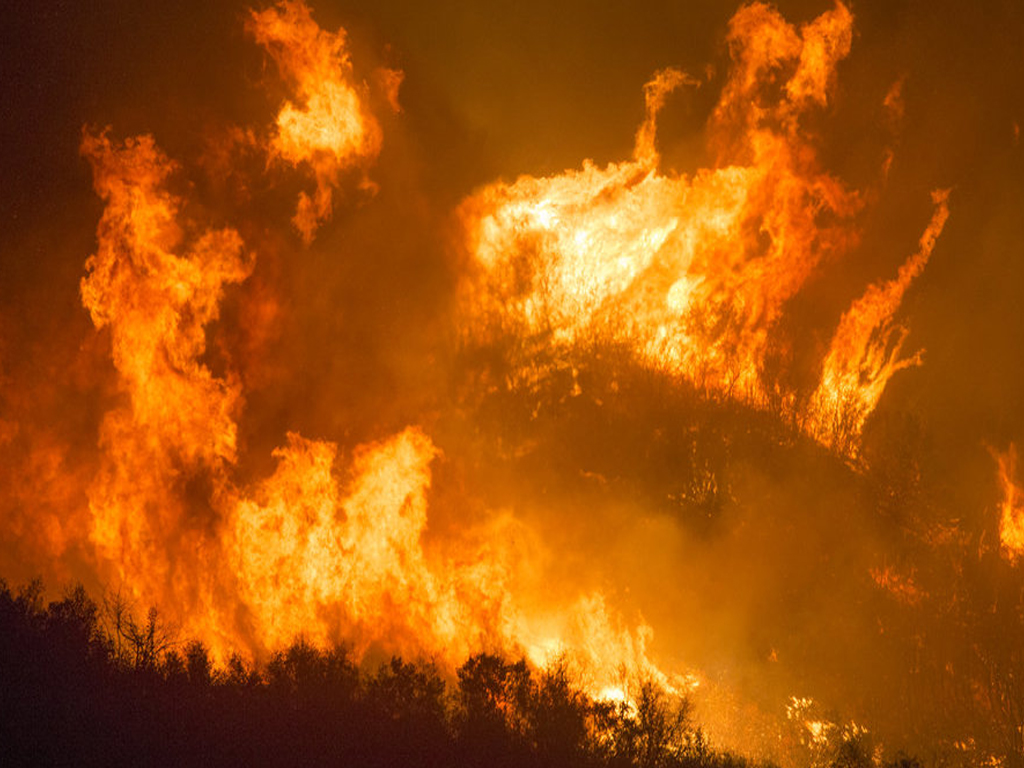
[0, 578, 928, 768]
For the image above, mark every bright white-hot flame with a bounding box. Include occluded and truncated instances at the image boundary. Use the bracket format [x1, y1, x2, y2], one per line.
[458, 2, 945, 457]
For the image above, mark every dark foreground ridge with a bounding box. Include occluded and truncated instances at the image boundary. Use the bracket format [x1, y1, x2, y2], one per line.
[0, 579, 917, 768]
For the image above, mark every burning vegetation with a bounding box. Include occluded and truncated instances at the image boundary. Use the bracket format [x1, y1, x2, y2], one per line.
[2, 0, 1024, 766]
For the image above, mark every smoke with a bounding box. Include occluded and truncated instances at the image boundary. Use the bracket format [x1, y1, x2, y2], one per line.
[2, 0, 1024, 764]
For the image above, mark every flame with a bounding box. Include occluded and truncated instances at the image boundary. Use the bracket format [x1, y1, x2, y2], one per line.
[806, 189, 950, 454]
[458, 2, 946, 456]
[228, 427, 508, 658]
[225, 428, 674, 696]
[2, 2, 986, 762]
[76, 123, 667, 693]
[248, 0, 390, 242]
[80, 131, 252, 467]
[518, 593, 679, 696]
[79, 129, 252, 632]
[995, 445, 1024, 562]
[75, 122, 672, 698]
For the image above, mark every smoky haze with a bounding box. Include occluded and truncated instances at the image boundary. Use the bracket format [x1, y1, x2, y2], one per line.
[2, 0, 1024, 763]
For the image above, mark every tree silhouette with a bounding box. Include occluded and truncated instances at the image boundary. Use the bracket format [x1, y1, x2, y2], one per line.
[609, 680, 694, 768]
[456, 652, 535, 766]
[0, 578, 932, 768]
[101, 589, 176, 671]
[529, 657, 603, 768]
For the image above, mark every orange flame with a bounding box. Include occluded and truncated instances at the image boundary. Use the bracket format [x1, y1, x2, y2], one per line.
[995, 445, 1024, 562]
[457, 2, 946, 457]
[228, 427, 504, 658]
[77, 126, 669, 693]
[226, 428, 671, 695]
[248, 0, 390, 242]
[806, 189, 950, 455]
[80, 129, 252, 626]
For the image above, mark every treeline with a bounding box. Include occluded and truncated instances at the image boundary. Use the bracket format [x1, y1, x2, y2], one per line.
[1, 579, 920, 768]
[0, 578, 745, 768]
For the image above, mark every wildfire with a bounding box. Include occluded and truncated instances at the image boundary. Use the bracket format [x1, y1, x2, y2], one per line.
[3, 0, 996, 762]
[77, 121, 666, 694]
[458, 1, 947, 457]
[58, 0, 958, 729]
[69, 2, 672, 695]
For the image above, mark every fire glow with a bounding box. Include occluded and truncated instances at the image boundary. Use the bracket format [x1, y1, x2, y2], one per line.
[4, 0, 1024, 765]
